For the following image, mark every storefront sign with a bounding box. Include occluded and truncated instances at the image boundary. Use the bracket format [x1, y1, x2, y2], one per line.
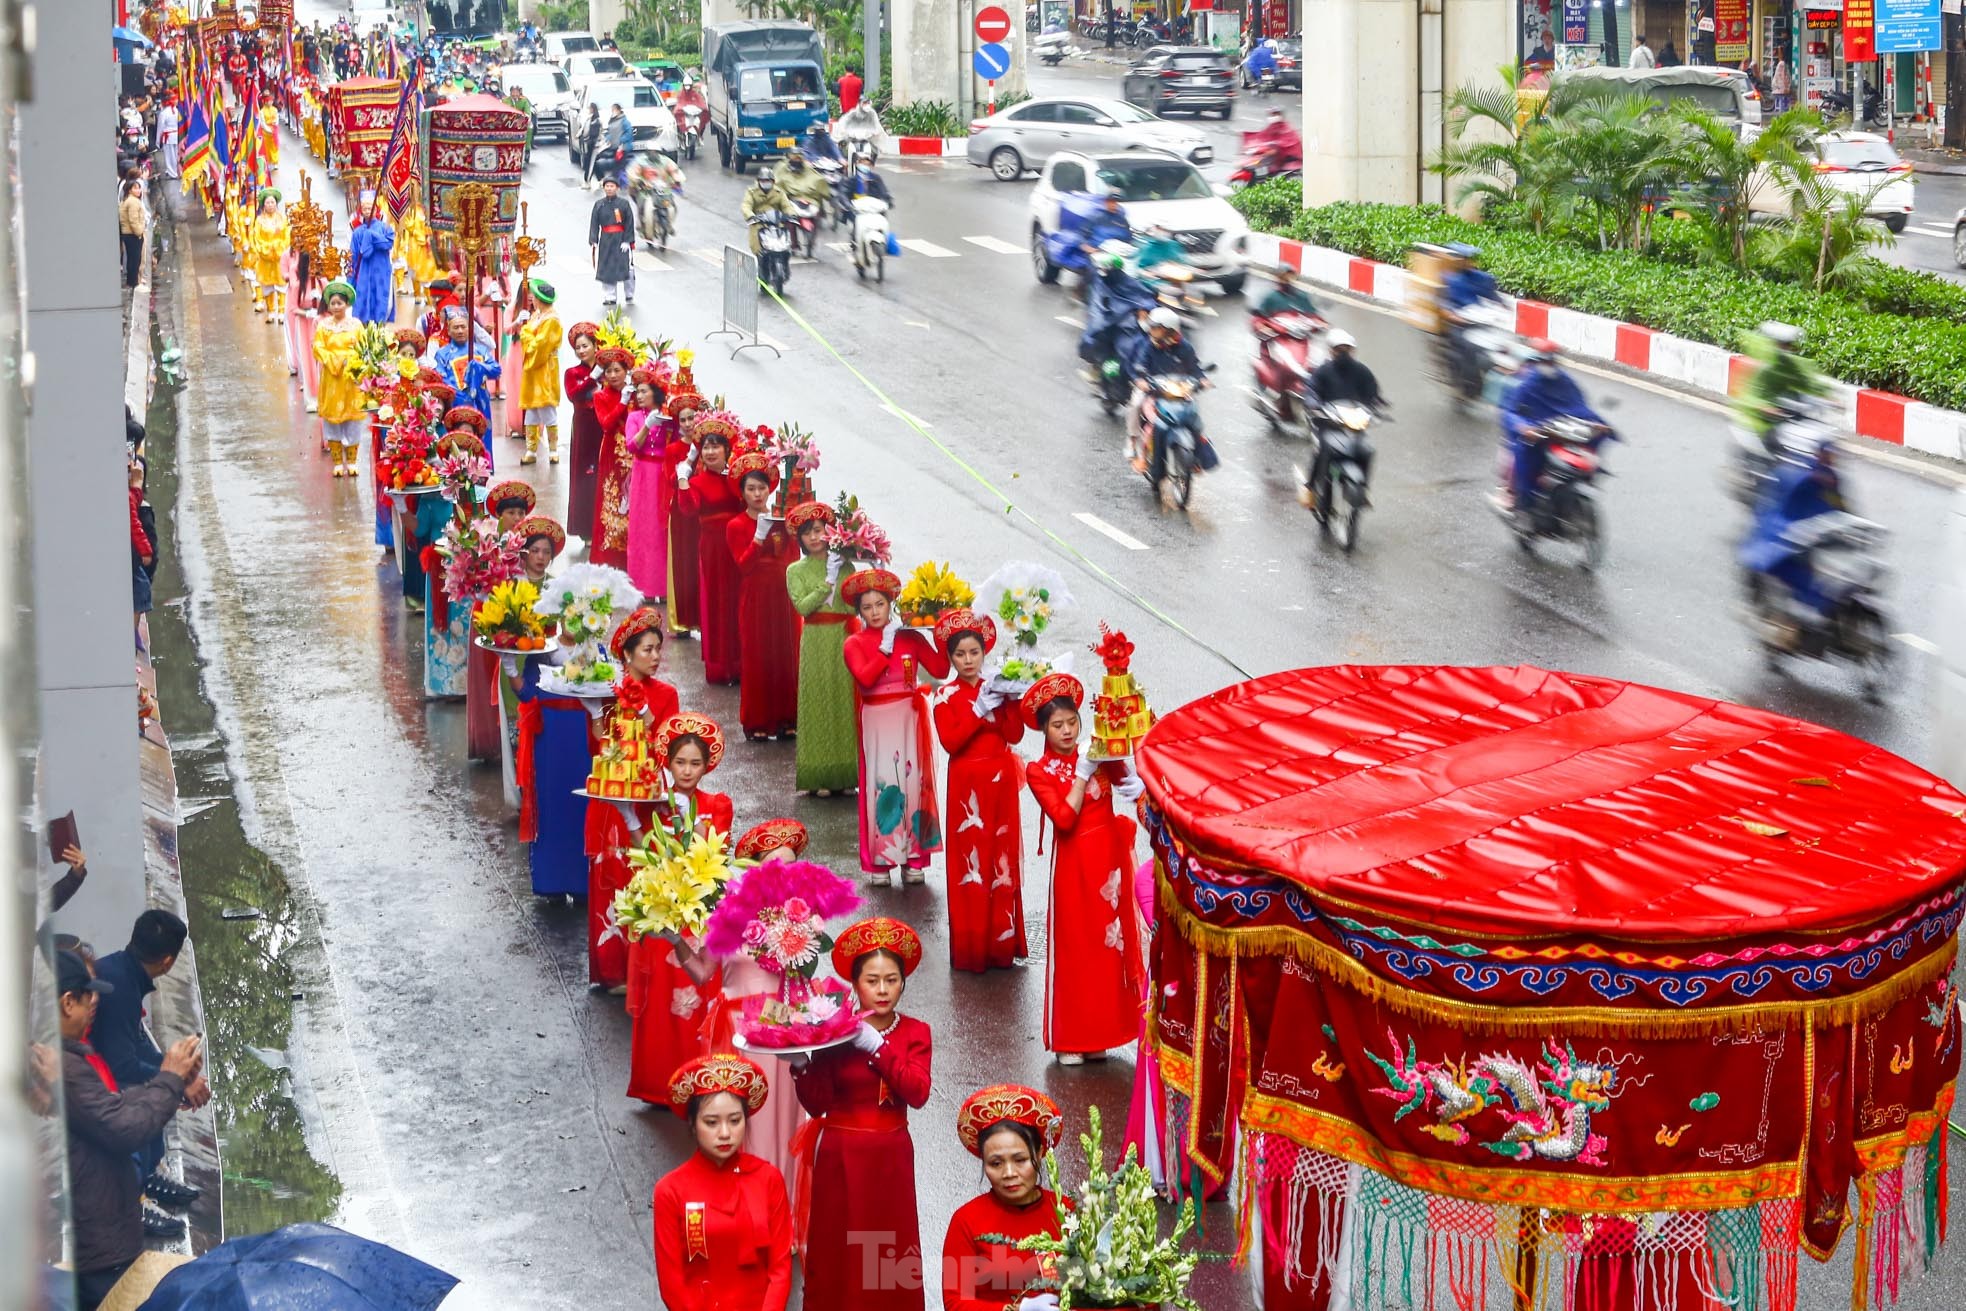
[1715, 0, 1749, 60]
[1874, 0, 1942, 51]
[1845, 0, 1875, 60]
[1562, 0, 1588, 43]
[1805, 8, 1842, 25]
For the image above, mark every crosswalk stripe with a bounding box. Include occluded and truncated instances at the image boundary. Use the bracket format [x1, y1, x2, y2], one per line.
[963, 235, 1024, 255]
[1909, 224, 1953, 239]
[635, 251, 674, 271]
[685, 247, 724, 267]
[897, 238, 959, 258]
[1053, 315, 1083, 328]
[826, 241, 851, 254]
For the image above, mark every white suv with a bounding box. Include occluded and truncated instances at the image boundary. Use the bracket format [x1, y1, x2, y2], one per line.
[1030, 150, 1250, 293]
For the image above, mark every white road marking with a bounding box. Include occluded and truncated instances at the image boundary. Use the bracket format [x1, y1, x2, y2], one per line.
[685, 247, 724, 267]
[1895, 632, 1940, 655]
[1074, 511, 1150, 551]
[198, 274, 233, 296]
[963, 235, 1025, 254]
[882, 400, 931, 428]
[1909, 224, 1954, 239]
[898, 238, 960, 258]
[1053, 314, 1083, 327]
[635, 251, 673, 271]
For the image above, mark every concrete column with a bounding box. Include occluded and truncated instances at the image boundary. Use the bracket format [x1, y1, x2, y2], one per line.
[1299, 0, 1513, 206]
[21, 0, 147, 951]
[592, 0, 629, 40]
[894, 0, 1028, 111]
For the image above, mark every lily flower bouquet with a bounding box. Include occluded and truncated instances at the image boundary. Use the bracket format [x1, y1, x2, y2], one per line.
[763, 421, 822, 516]
[897, 560, 974, 627]
[535, 563, 642, 689]
[992, 1107, 1221, 1311]
[612, 827, 751, 945]
[976, 561, 1077, 696]
[436, 515, 523, 604]
[702, 859, 864, 1049]
[822, 491, 892, 570]
[472, 579, 556, 651]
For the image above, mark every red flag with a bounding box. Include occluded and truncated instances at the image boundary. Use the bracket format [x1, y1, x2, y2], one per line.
[377, 70, 420, 221]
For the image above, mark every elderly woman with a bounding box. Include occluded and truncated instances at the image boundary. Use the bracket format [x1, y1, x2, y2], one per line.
[726, 455, 801, 740]
[790, 918, 933, 1311]
[312, 279, 366, 478]
[430, 308, 503, 461]
[941, 1086, 1068, 1311]
[841, 571, 948, 885]
[932, 609, 1026, 971]
[784, 503, 857, 794]
[653, 1055, 793, 1311]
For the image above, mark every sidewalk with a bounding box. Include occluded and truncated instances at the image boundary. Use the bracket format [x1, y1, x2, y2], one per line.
[1898, 143, 1966, 177]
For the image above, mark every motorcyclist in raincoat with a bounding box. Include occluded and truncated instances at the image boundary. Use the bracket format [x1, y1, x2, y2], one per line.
[1734, 320, 1829, 446]
[1499, 339, 1606, 512]
[1080, 246, 1157, 371]
[1738, 440, 1845, 617]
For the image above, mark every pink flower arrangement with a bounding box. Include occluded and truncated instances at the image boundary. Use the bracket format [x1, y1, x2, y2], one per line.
[762, 423, 822, 472]
[737, 978, 860, 1048]
[433, 452, 491, 504]
[437, 517, 523, 602]
[822, 495, 892, 568]
[703, 858, 861, 978]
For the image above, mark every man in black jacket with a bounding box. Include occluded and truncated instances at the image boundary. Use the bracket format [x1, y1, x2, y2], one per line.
[1302, 330, 1384, 510]
[90, 910, 208, 1211]
[59, 950, 203, 1310]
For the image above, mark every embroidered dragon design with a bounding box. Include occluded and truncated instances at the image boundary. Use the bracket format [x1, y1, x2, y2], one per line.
[1366, 1030, 1618, 1166]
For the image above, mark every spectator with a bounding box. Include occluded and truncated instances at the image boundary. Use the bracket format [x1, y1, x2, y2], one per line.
[837, 65, 863, 113]
[58, 949, 203, 1310]
[156, 97, 180, 180]
[90, 910, 207, 1210]
[118, 179, 147, 289]
[1629, 35, 1655, 69]
[1658, 39, 1680, 67]
[129, 456, 155, 616]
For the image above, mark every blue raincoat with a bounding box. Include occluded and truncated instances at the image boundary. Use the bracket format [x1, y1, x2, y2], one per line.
[349, 218, 397, 324]
[1079, 267, 1157, 363]
[1500, 366, 1605, 503]
[1044, 194, 1131, 273]
[1738, 450, 1843, 611]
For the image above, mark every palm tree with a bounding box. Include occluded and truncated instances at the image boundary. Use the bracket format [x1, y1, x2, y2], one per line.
[1667, 105, 1816, 268]
[1550, 93, 1690, 251]
[1432, 65, 1617, 235]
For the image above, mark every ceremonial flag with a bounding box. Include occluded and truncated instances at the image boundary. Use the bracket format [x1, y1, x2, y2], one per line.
[236, 79, 262, 182]
[180, 100, 213, 183]
[211, 103, 231, 171]
[376, 66, 421, 222]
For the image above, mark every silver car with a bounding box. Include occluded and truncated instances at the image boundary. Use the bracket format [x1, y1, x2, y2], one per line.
[966, 96, 1211, 182]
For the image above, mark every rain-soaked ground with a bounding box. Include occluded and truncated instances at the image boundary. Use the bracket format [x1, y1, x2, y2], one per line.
[135, 93, 1966, 1306]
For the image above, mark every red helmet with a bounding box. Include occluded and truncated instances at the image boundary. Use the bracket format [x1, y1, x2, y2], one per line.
[1528, 337, 1560, 362]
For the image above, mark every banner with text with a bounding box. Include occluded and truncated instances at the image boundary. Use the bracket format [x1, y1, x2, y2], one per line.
[1844, 0, 1875, 60]
[1874, 0, 1942, 52]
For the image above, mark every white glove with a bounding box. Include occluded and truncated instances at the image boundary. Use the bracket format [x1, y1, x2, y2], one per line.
[824, 554, 843, 583]
[850, 1021, 884, 1054]
[973, 688, 1001, 718]
[1115, 776, 1145, 803]
[753, 516, 771, 542]
[879, 616, 902, 654]
[620, 240, 632, 252]
[1075, 754, 1098, 783]
[1019, 1296, 1060, 1311]
[786, 1051, 811, 1071]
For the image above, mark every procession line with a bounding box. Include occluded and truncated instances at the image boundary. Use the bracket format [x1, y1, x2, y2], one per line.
[759, 285, 1254, 680]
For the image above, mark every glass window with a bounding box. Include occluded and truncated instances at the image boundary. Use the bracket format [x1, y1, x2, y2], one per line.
[1104, 101, 1156, 123]
[1010, 102, 1058, 122]
[1170, 54, 1227, 70]
[579, 54, 626, 76]
[1096, 161, 1209, 201]
[1819, 138, 1901, 169]
[1052, 161, 1087, 192]
[1057, 104, 1105, 125]
[738, 67, 822, 101]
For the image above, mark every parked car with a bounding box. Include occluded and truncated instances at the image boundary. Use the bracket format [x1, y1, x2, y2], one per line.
[541, 31, 600, 66]
[1561, 65, 1763, 133]
[1121, 46, 1237, 119]
[966, 96, 1211, 181]
[1750, 131, 1913, 234]
[1953, 207, 1966, 268]
[566, 77, 680, 170]
[498, 61, 573, 142]
[566, 49, 632, 101]
[1029, 149, 1250, 292]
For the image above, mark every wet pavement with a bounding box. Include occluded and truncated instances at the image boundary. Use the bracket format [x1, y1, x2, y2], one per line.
[140, 66, 1966, 1307]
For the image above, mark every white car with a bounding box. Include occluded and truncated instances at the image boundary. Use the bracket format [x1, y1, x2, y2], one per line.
[1030, 150, 1250, 293]
[497, 62, 573, 143]
[1750, 131, 1914, 233]
[541, 31, 601, 66]
[966, 97, 1212, 181]
[567, 77, 679, 167]
[565, 50, 632, 101]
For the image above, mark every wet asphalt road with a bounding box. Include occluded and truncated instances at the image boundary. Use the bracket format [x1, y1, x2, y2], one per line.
[146, 49, 1966, 1311]
[1885, 168, 1966, 283]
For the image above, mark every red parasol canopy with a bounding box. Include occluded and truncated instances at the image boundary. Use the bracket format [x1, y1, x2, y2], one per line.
[1137, 664, 1966, 939]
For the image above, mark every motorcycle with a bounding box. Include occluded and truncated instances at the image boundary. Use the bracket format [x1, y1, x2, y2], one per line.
[1494, 415, 1612, 567]
[1228, 136, 1303, 190]
[849, 196, 891, 282]
[1037, 30, 1073, 66]
[813, 159, 847, 227]
[675, 100, 704, 161]
[1250, 310, 1326, 432]
[751, 211, 793, 296]
[1141, 368, 1217, 511]
[628, 157, 682, 251]
[1436, 299, 1532, 410]
[1310, 402, 1379, 553]
[787, 197, 823, 259]
[1743, 512, 1894, 699]
[1727, 397, 1836, 509]
[838, 103, 883, 169]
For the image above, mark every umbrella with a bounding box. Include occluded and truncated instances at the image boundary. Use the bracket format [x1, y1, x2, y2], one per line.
[111, 26, 154, 48]
[137, 1223, 458, 1311]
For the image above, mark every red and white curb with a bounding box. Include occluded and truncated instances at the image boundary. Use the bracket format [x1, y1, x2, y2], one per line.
[883, 134, 967, 157]
[1252, 232, 1966, 463]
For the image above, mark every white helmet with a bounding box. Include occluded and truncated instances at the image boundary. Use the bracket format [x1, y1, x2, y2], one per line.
[1148, 307, 1181, 330]
[1758, 320, 1801, 346]
[1327, 329, 1356, 350]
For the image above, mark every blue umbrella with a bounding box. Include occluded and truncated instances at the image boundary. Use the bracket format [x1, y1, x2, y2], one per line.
[111, 26, 154, 48]
[137, 1223, 458, 1311]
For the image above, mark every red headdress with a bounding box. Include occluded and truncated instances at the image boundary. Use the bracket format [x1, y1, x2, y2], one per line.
[594, 346, 635, 370]
[956, 1084, 1065, 1158]
[840, 568, 902, 608]
[734, 818, 810, 862]
[666, 1053, 769, 1118]
[609, 604, 665, 660]
[487, 480, 536, 514]
[727, 452, 774, 483]
[393, 327, 427, 353]
[830, 916, 924, 981]
[786, 501, 834, 533]
[654, 712, 725, 772]
[686, 408, 740, 447]
[516, 515, 565, 557]
[934, 607, 997, 655]
[435, 430, 487, 459]
[1020, 673, 1085, 730]
[568, 320, 601, 346]
[442, 405, 489, 435]
[629, 365, 663, 392]
[664, 361, 702, 417]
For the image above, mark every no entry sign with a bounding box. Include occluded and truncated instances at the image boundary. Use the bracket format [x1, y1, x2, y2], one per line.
[975, 5, 1013, 43]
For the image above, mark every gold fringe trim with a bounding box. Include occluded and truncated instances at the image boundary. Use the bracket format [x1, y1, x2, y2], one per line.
[1159, 870, 1958, 1038]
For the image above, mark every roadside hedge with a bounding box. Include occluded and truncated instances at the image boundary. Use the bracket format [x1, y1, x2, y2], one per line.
[1231, 181, 1966, 410]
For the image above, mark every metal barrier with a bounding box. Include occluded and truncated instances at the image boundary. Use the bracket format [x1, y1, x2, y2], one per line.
[707, 245, 780, 360]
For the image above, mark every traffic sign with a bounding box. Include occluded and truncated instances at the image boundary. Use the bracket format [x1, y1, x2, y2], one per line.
[975, 5, 1013, 42]
[973, 43, 1011, 80]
